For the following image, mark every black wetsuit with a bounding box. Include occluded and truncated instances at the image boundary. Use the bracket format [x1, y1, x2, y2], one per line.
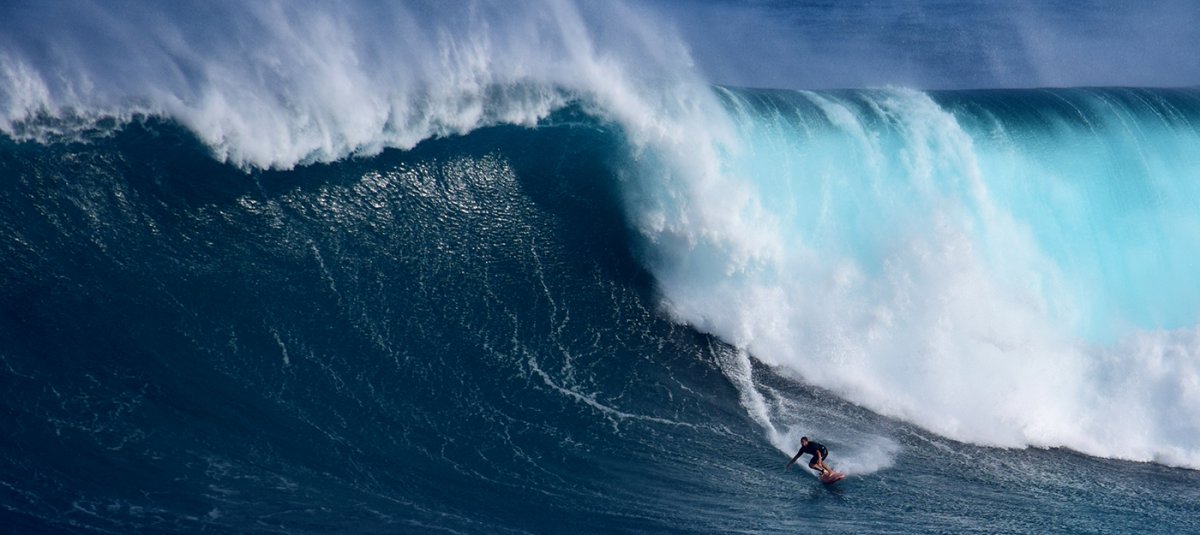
[798, 441, 829, 468]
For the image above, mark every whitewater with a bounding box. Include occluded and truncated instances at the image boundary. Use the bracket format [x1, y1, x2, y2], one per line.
[2, 1, 1199, 533]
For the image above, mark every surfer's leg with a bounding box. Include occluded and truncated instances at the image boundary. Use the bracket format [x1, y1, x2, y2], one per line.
[809, 459, 829, 475]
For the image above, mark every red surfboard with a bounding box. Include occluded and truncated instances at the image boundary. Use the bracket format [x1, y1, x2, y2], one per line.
[819, 471, 846, 484]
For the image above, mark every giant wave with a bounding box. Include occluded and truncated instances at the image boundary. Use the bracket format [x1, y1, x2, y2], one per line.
[4, 0, 1200, 472]
[2, 1, 1200, 533]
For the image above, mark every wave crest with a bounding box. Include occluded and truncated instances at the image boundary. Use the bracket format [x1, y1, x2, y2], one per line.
[0, 0, 701, 169]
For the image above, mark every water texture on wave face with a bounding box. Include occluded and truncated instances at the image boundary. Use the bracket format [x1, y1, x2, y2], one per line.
[2, 1, 1199, 533]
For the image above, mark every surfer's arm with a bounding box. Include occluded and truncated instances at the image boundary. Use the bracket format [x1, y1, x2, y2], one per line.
[785, 451, 803, 470]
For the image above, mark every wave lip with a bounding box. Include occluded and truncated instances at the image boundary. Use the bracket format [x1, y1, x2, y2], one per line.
[0, 1, 704, 169]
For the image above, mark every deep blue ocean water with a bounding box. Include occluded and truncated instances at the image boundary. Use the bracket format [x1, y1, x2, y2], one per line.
[3, 2, 1200, 533]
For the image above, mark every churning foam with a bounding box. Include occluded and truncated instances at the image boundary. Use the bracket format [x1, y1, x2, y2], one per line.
[631, 86, 1200, 469]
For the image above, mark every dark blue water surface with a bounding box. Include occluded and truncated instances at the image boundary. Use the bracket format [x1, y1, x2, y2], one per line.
[1, 110, 1198, 533]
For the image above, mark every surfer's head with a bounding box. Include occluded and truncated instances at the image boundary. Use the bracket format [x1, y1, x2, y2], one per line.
[800, 437, 809, 446]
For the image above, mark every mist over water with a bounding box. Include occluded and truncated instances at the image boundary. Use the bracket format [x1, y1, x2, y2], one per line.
[2, 1, 1200, 532]
[649, 0, 1200, 90]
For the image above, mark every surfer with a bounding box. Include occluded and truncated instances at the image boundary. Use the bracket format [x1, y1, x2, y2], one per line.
[785, 437, 833, 476]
